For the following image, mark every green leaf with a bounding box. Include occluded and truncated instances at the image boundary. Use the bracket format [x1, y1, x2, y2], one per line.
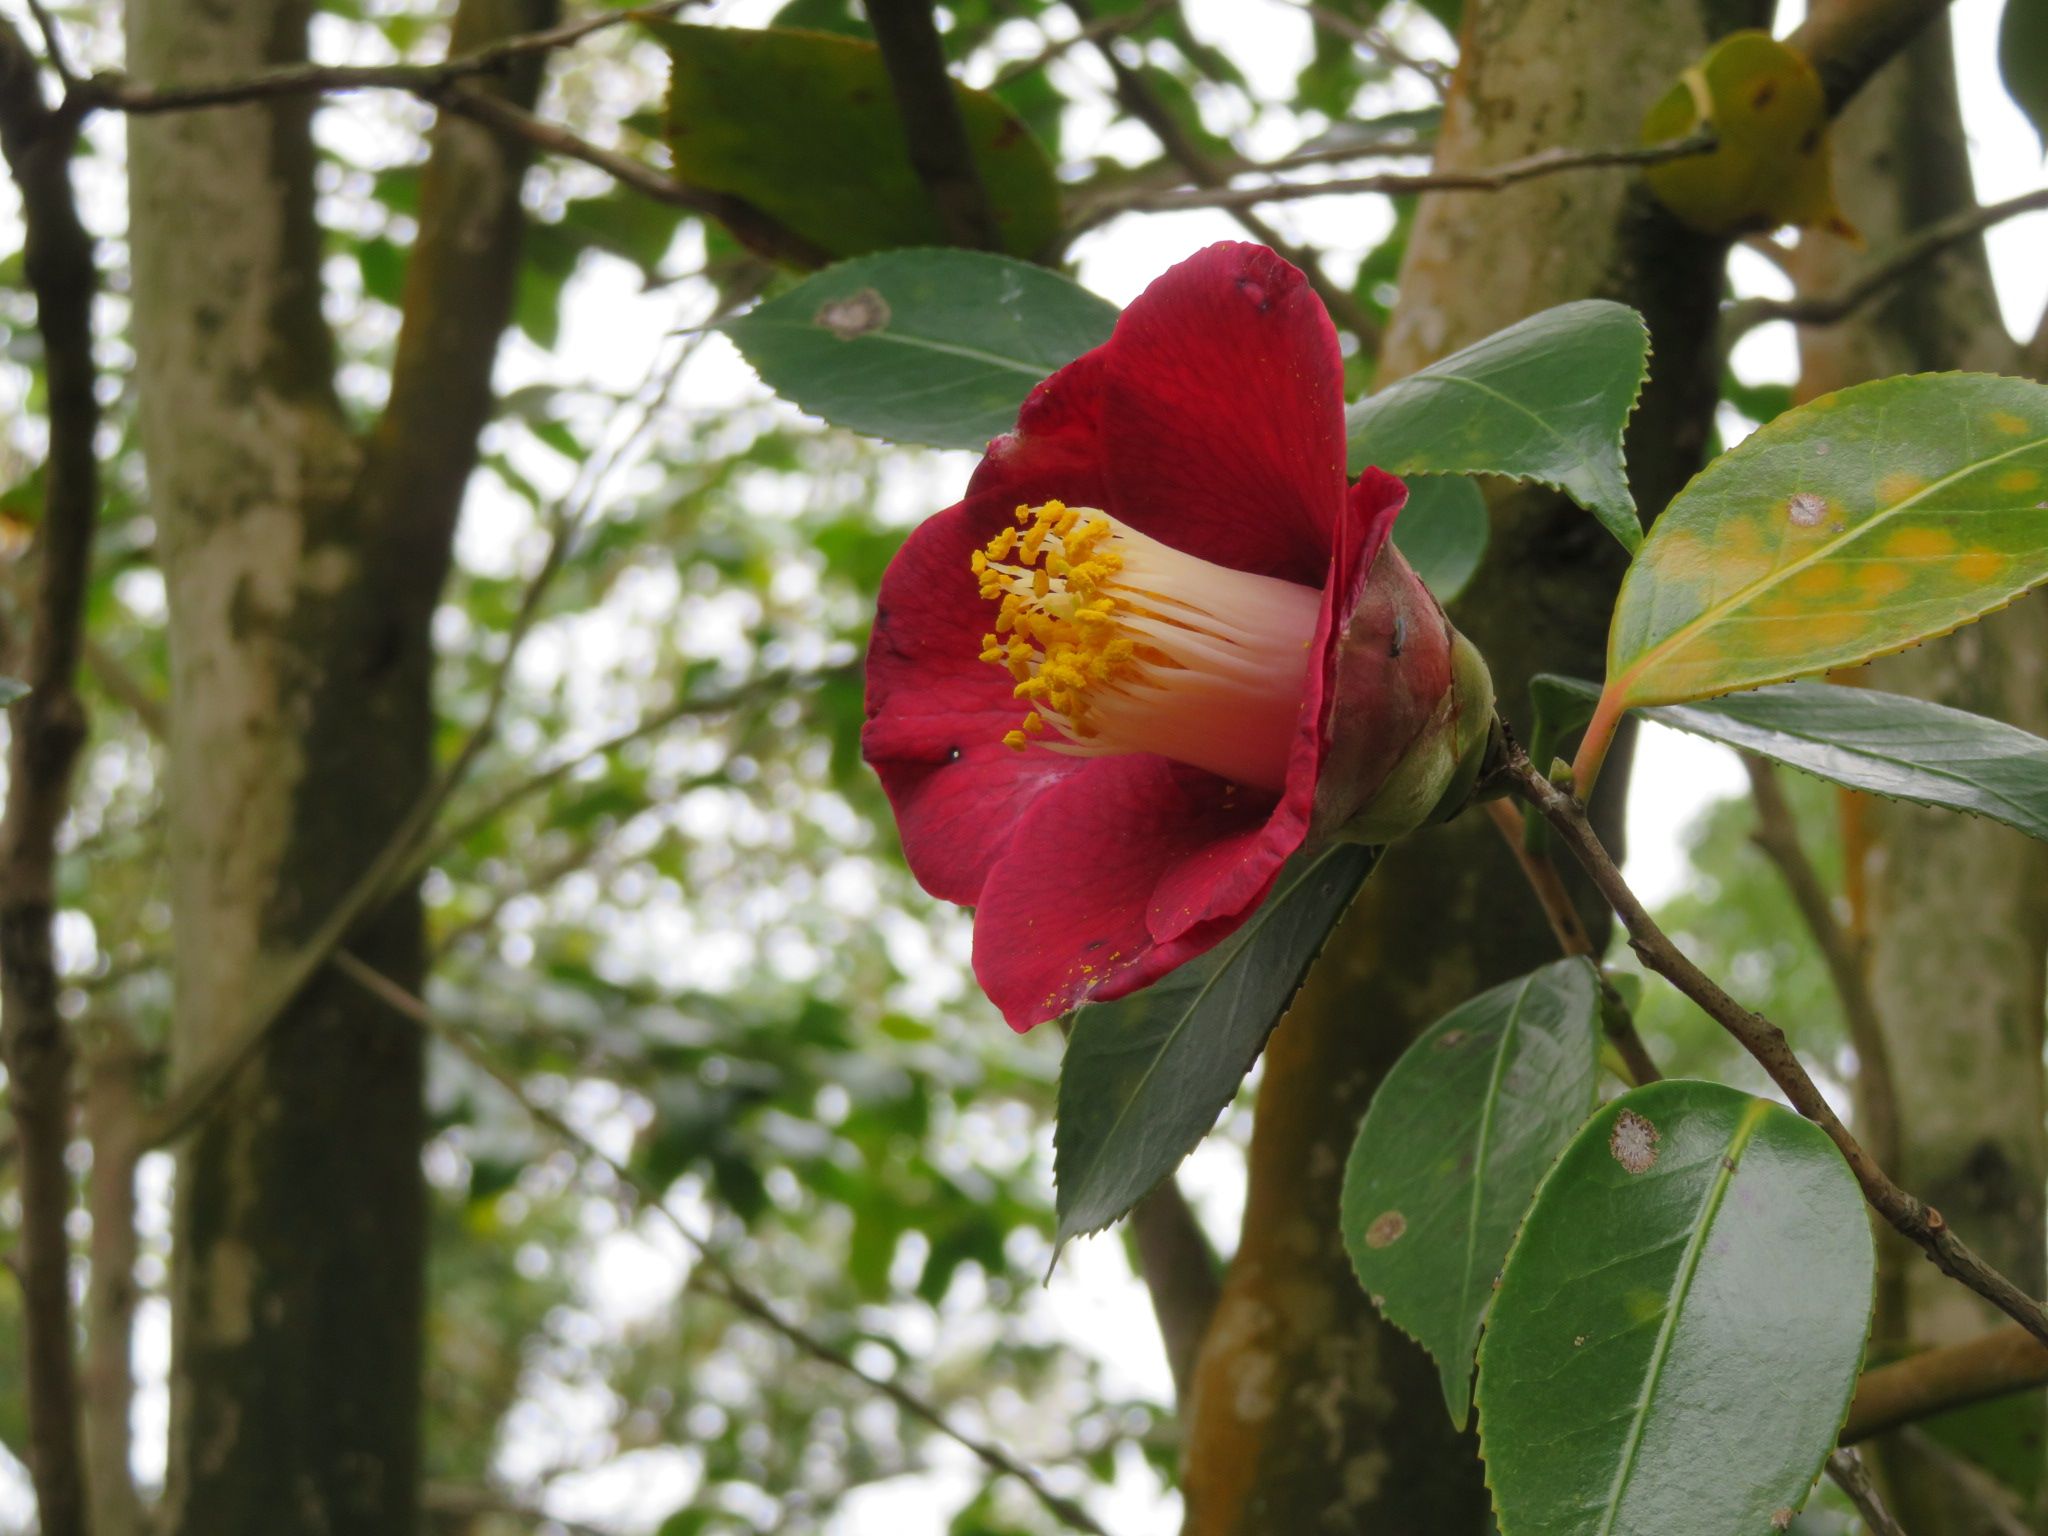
[1599, 372, 2048, 723]
[1054, 845, 1378, 1247]
[654, 22, 1061, 262]
[1553, 674, 2048, 845]
[1346, 301, 1649, 553]
[2001, 0, 2048, 152]
[1478, 1081, 1873, 1536]
[1640, 31, 1849, 237]
[722, 249, 1118, 450]
[1393, 475, 1489, 602]
[1342, 958, 1602, 1427]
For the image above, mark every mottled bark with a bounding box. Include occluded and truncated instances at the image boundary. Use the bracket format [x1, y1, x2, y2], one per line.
[1790, 14, 2048, 1529]
[125, 1, 551, 1530]
[1177, 1, 1763, 1529]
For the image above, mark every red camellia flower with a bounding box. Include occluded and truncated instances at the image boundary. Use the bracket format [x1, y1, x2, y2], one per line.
[863, 242, 1492, 1031]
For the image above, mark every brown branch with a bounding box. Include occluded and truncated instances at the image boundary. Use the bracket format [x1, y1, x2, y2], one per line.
[1066, 0, 1385, 353]
[1826, 1447, 1909, 1536]
[1482, 798, 1664, 1088]
[1484, 799, 1595, 959]
[1507, 749, 2048, 1349]
[22, 1, 76, 93]
[1789, 0, 1957, 112]
[1723, 184, 2048, 346]
[1742, 757, 1902, 1176]
[1110, 130, 1718, 214]
[1844, 1327, 2048, 1444]
[76, 1, 695, 114]
[331, 952, 1111, 1536]
[867, 0, 1003, 250]
[44, 3, 829, 268]
[1128, 1181, 1221, 1412]
[0, 21, 99, 1536]
[432, 84, 831, 267]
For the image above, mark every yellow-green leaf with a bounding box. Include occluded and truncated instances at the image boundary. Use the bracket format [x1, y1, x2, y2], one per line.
[1583, 373, 2048, 784]
[653, 22, 1060, 263]
[1642, 30, 1852, 237]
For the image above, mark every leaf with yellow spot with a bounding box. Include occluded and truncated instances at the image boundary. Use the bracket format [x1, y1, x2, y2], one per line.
[1577, 372, 2048, 791]
[1641, 30, 1853, 237]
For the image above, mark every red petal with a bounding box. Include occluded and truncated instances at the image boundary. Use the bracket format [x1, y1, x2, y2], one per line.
[971, 757, 1295, 1031]
[1099, 243, 1347, 586]
[863, 492, 1083, 905]
[967, 347, 1110, 511]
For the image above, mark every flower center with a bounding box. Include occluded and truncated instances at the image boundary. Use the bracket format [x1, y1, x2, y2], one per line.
[972, 501, 1321, 791]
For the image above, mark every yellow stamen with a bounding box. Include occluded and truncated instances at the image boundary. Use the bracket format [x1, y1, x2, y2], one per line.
[968, 500, 1321, 790]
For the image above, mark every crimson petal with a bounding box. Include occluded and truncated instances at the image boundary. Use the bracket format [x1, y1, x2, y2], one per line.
[1098, 242, 1347, 586]
[970, 756, 1288, 1031]
[863, 492, 1084, 906]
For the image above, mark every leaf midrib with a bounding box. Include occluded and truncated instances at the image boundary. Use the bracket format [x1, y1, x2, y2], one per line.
[1591, 1097, 1772, 1536]
[1613, 429, 2048, 702]
[740, 316, 1056, 378]
[1456, 974, 1538, 1377]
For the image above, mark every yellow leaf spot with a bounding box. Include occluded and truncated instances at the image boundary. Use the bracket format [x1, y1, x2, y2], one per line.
[1788, 564, 1846, 598]
[1989, 411, 2030, 435]
[1884, 526, 1956, 561]
[1857, 564, 1911, 601]
[1784, 612, 1869, 650]
[1957, 550, 2007, 584]
[1996, 468, 2040, 493]
[1875, 470, 1928, 505]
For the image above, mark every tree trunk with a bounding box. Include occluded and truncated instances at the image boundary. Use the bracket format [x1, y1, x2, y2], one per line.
[126, 2, 550, 1529]
[1178, 1, 1762, 1529]
[1789, 14, 2048, 1530]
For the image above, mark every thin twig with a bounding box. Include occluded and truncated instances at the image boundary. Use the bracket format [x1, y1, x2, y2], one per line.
[1742, 756, 1902, 1176]
[1826, 1447, 1910, 1536]
[1283, 0, 1450, 94]
[0, 22, 99, 1536]
[22, 0, 76, 92]
[867, 0, 1003, 250]
[432, 86, 830, 267]
[76, 1, 693, 113]
[992, 0, 1171, 87]
[1110, 130, 1717, 213]
[1843, 1326, 2048, 1444]
[1723, 184, 2048, 347]
[1066, 0, 1385, 352]
[1483, 798, 1664, 1087]
[425, 667, 840, 869]
[1506, 748, 2048, 1349]
[44, 4, 829, 267]
[332, 952, 1111, 1536]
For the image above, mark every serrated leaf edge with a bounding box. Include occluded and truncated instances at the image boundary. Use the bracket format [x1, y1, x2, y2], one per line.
[1051, 845, 1375, 1251]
